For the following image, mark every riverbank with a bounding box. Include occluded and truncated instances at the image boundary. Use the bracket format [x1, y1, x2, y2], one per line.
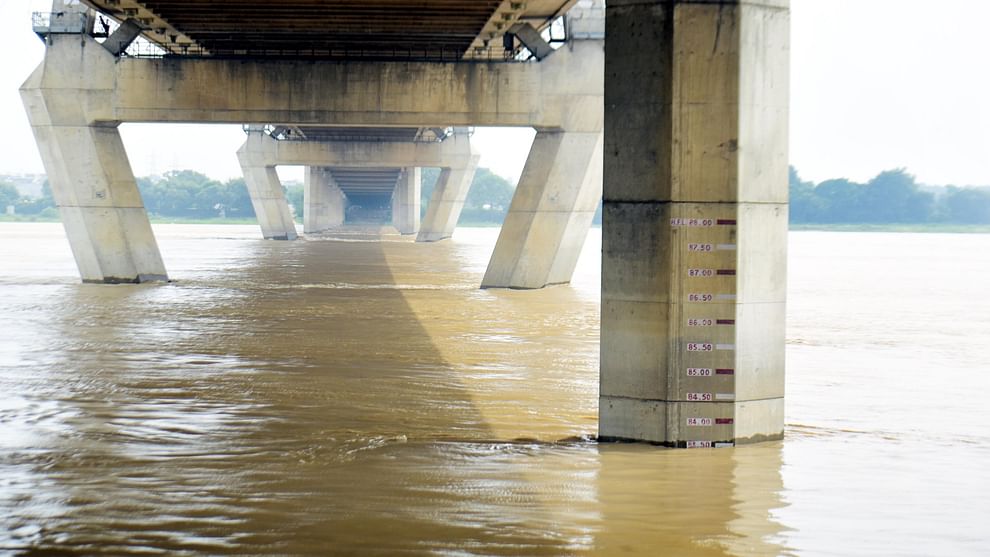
[788, 223, 990, 233]
[4, 215, 990, 233]
[0, 215, 507, 227]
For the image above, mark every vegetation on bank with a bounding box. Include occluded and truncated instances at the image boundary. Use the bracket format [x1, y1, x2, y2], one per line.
[0, 167, 518, 226]
[789, 166, 990, 225]
[5, 165, 990, 231]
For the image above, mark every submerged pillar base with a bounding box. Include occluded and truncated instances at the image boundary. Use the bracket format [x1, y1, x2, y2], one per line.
[599, 1, 789, 445]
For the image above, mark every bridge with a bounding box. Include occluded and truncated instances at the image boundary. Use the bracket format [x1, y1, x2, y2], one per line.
[22, 0, 789, 447]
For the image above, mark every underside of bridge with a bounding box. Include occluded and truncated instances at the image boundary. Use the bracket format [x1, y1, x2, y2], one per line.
[79, 0, 576, 59]
[26, 0, 788, 447]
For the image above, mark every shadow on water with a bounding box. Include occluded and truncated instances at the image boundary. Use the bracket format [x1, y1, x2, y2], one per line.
[0, 225, 791, 555]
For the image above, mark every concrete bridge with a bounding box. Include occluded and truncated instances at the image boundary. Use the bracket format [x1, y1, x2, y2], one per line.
[22, 0, 789, 447]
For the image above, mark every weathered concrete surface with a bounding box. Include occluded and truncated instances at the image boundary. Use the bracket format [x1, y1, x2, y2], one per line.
[101, 40, 605, 130]
[480, 38, 604, 288]
[392, 167, 421, 235]
[19, 35, 167, 283]
[599, 0, 789, 445]
[304, 167, 346, 233]
[247, 131, 476, 169]
[237, 129, 299, 240]
[481, 129, 603, 289]
[417, 132, 479, 243]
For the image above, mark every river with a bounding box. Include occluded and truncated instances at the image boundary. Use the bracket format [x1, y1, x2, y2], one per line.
[0, 223, 988, 555]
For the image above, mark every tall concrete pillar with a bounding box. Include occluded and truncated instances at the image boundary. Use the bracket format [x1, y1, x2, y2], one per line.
[20, 35, 167, 284]
[480, 130, 603, 289]
[417, 131, 479, 242]
[304, 166, 346, 233]
[237, 128, 298, 240]
[392, 167, 421, 235]
[599, 1, 789, 446]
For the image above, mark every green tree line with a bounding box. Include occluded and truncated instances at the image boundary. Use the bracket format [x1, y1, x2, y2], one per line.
[2, 167, 517, 224]
[8, 166, 989, 225]
[790, 167, 990, 224]
[419, 167, 515, 223]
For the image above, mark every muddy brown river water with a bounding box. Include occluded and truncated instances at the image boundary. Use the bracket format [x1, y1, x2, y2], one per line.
[1, 223, 988, 555]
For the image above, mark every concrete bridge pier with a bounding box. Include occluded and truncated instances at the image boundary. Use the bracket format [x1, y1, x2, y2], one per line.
[304, 167, 346, 233]
[480, 36, 605, 289]
[237, 127, 298, 240]
[392, 167, 421, 235]
[19, 34, 167, 284]
[417, 130, 479, 242]
[599, 0, 789, 446]
[481, 128, 603, 289]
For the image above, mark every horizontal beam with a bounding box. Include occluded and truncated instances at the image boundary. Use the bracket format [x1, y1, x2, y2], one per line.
[29, 34, 598, 130]
[249, 134, 476, 168]
[112, 56, 542, 126]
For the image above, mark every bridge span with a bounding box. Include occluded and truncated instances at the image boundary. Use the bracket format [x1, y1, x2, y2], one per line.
[22, 0, 789, 447]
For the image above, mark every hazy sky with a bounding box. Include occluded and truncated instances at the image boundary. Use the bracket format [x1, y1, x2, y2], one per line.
[1, 0, 988, 186]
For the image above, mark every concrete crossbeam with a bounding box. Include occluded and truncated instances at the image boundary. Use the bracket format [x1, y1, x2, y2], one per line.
[247, 132, 477, 169]
[103, 41, 603, 131]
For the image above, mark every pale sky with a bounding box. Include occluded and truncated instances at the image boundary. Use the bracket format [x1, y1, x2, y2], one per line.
[1, 1, 988, 187]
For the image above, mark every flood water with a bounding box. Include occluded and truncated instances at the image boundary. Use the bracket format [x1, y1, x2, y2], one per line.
[0, 223, 988, 556]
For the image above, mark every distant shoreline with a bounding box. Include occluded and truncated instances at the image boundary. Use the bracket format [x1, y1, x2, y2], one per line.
[787, 223, 990, 233]
[3, 216, 990, 233]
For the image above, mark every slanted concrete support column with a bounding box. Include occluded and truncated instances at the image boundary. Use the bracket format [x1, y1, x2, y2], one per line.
[392, 167, 421, 235]
[417, 131, 479, 242]
[237, 128, 298, 240]
[304, 167, 346, 233]
[481, 37, 604, 289]
[599, 1, 789, 446]
[481, 129, 603, 289]
[20, 35, 167, 284]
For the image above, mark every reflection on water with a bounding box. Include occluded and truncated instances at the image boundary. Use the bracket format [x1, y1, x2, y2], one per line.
[0, 223, 987, 555]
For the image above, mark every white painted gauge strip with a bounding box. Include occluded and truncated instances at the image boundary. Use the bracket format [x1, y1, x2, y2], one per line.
[715, 294, 736, 301]
[715, 393, 735, 401]
[715, 344, 736, 351]
[716, 244, 737, 251]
